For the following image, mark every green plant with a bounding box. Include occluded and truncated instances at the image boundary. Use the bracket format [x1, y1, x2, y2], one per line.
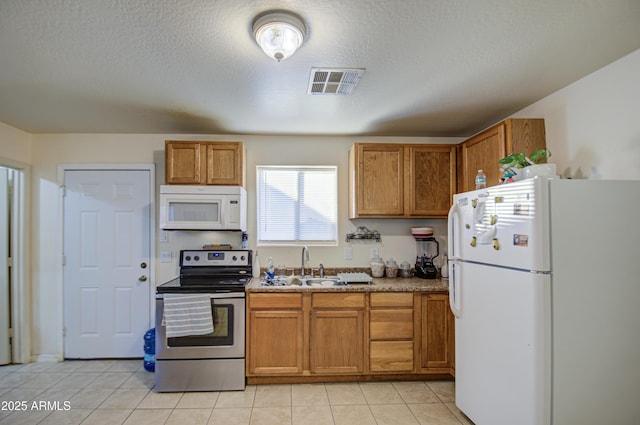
[499, 148, 551, 172]
[529, 148, 551, 164]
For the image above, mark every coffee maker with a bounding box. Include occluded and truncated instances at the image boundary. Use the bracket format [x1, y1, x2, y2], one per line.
[414, 236, 439, 279]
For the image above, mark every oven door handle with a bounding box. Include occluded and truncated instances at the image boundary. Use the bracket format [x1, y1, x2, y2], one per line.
[156, 291, 245, 300]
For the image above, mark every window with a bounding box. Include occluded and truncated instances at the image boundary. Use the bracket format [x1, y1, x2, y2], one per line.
[257, 165, 338, 245]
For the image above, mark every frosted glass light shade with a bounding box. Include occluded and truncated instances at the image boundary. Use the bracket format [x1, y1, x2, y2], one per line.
[253, 12, 306, 62]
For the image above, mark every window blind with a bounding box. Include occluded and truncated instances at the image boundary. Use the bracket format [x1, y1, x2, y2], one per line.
[257, 165, 338, 245]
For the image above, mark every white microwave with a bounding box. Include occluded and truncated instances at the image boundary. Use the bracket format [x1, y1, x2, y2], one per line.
[159, 185, 247, 231]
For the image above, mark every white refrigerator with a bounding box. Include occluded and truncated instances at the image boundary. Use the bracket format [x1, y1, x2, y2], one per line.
[447, 177, 640, 425]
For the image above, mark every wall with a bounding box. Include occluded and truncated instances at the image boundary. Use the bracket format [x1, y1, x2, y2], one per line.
[29, 133, 459, 359]
[511, 48, 640, 180]
[20, 46, 640, 360]
[0, 121, 31, 166]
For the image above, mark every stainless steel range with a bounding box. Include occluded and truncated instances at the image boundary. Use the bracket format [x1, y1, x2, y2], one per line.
[155, 249, 252, 392]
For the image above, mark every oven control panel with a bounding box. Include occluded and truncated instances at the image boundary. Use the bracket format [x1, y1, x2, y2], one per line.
[180, 250, 251, 267]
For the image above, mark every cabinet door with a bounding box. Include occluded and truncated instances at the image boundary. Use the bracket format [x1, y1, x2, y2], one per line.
[506, 119, 547, 159]
[406, 145, 456, 217]
[459, 124, 506, 192]
[248, 310, 304, 375]
[350, 143, 404, 217]
[310, 310, 364, 374]
[165, 141, 205, 184]
[205, 142, 244, 186]
[421, 294, 453, 370]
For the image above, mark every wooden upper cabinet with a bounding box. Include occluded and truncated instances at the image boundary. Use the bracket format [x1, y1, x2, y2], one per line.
[165, 140, 245, 186]
[349, 143, 456, 218]
[165, 141, 205, 185]
[350, 143, 404, 217]
[459, 119, 546, 192]
[406, 145, 456, 217]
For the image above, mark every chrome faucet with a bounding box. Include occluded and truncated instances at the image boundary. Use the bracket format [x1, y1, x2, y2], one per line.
[319, 263, 324, 278]
[301, 246, 310, 276]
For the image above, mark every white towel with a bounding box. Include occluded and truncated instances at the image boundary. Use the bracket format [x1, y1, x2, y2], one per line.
[162, 294, 214, 338]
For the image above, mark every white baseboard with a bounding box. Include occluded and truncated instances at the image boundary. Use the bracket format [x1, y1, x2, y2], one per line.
[31, 353, 63, 363]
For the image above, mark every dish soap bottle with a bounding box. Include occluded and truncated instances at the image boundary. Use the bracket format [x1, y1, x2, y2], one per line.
[266, 256, 275, 279]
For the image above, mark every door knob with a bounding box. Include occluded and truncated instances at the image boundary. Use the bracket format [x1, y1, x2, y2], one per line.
[139, 275, 148, 282]
[140, 262, 147, 269]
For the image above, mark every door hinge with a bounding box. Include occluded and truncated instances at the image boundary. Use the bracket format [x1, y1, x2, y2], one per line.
[60, 185, 66, 197]
[7, 257, 12, 268]
[62, 327, 66, 337]
[62, 255, 66, 266]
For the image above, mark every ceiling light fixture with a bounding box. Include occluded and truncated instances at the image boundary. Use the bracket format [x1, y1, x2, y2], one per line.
[252, 11, 306, 62]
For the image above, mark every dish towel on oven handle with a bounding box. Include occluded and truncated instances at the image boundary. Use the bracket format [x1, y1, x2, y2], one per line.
[162, 294, 214, 338]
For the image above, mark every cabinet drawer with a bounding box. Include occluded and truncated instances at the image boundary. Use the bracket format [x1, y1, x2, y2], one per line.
[248, 293, 302, 309]
[370, 309, 413, 340]
[370, 292, 413, 308]
[312, 293, 365, 309]
[370, 341, 414, 372]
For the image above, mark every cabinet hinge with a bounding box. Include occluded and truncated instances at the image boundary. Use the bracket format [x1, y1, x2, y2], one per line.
[8, 328, 13, 338]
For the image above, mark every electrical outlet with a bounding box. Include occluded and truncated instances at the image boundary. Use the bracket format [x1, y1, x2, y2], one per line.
[159, 230, 168, 243]
[160, 251, 172, 263]
[344, 247, 353, 260]
[370, 247, 379, 259]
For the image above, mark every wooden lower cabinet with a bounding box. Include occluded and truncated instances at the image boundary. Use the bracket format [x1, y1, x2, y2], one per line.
[310, 293, 365, 375]
[247, 294, 304, 376]
[370, 341, 414, 372]
[369, 293, 414, 373]
[246, 291, 454, 383]
[310, 309, 364, 374]
[421, 293, 455, 371]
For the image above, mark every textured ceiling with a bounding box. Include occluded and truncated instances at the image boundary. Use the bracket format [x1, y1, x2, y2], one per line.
[1, 0, 639, 137]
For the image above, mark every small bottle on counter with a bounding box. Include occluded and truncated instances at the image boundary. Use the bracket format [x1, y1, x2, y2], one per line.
[475, 169, 487, 189]
[266, 256, 275, 279]
[241, 231, 248, 249]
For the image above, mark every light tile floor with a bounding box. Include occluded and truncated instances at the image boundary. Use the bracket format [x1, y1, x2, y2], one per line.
[0, 360, 474, 424]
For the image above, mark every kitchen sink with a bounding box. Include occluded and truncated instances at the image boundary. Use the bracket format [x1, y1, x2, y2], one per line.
[259, 276, 348, 287]
[301, 277, 348, 287]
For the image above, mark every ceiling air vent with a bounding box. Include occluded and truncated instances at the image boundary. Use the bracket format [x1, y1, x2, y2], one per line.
[308, 68, 365, 95]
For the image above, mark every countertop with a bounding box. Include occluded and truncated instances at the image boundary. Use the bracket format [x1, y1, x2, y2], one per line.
[245, 276, 449, 293]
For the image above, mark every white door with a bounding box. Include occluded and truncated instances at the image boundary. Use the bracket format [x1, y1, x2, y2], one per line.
[63, 170, 151, 358]
[0, 167, 10, 365]
[453, 261, 549, 425]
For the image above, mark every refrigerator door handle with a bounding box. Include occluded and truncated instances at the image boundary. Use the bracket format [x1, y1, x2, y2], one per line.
[447, 201, 460, 259]
[449, 261, 462, 318]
